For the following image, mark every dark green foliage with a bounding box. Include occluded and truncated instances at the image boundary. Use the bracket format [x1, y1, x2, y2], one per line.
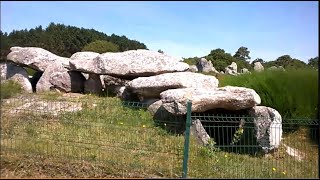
[24, 67, 37, 76]
[205, 48, 251, 71]
[182, 57, 199, 66]
[82, 40, 119, 53]
[0, 80, 22, 99]
[307, 57, 318, 69]
[263, 55, 308, 69]
[220, 69, 318, 119]
[233, 46, 251, 61]
[251, 58, 264, 65]
[1, 22, 147, 59]
[158, 49, 164, 54]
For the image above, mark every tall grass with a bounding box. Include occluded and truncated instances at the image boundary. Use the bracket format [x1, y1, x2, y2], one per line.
[0, 80, 23, 100]
[219, 69, 318, 119]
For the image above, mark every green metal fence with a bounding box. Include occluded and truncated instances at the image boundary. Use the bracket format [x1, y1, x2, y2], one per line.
[184, 103, 319, 179]
[0, 96, 319, 178]
[0, 96, 185, 178]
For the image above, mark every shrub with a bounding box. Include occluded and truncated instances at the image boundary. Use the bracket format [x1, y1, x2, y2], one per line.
[82, 40, 119, 53]
[0, 80, 22, 99]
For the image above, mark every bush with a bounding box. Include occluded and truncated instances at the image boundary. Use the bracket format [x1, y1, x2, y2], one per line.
[219, 69, 318, 119]
[0, 80, 23, 99]
[82, 40, 119, 53]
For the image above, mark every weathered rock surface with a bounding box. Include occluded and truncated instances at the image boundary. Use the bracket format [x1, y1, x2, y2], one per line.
[69, 49, 189, 78]
[147, 100, 186, 133]
[241, 68, 250, 74]
[7, 47, 69, 72]
[128, 72, 219, 99]
[189, 65, 198, 72]
[102, 75, 130, 96]
[8, 100, 82, 116]
[70, 52, 100, 61]
[225, 62, 238, 75]
[268, 66, 278, 70]
[190, 119, 211, 146]
[254, 62, 264, 72]
[36, 62, 85, 93]
[268, 66, 285, 71]
[0, 62, 33, 93]
[196, 58, 219, 73]
[248, 106, 283, 153]
[159, 86, 261, 115]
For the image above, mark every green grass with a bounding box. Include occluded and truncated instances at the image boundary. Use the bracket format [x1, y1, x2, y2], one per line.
[0, 80, 23, 100]
[219, 69, 318, 119]
[24, 67, 37, 76]
[0, 93, 318, 178]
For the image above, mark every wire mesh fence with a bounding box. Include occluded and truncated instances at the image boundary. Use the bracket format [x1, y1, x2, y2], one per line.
[0, 95, 185, 178]
[187, 112, 319, 178]
[0, 95, 319, 178]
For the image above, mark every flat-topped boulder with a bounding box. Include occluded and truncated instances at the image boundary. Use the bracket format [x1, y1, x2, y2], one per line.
[69, 49, 190, 78]
[70, 51, 100, 61]
[128, 72, 219, 99]
[159, 86, 261, 115]
[7, 47, 70, 72]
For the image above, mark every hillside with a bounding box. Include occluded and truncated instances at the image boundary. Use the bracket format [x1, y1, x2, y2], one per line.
[0, 22, 148, 59]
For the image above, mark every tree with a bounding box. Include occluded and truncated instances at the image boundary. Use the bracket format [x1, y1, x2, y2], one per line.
[158, 49, 164, 54]
[1, 23, 148, 58]
[308, 57, 319, 69]
[205, 48, 251, 71]
[251, 58, 264, 64]
[82, 40, 119, 53]
[264, 55, 307, 69]
[234, 46, 251, 61]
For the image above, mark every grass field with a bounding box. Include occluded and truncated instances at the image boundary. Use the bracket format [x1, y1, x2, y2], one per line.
[0, 92, 318, 178]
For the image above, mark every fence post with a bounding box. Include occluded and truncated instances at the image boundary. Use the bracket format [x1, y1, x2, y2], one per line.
[182, 100, 192, 178]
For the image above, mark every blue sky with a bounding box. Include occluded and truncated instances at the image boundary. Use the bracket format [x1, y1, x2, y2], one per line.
[1, 1, 318, 62]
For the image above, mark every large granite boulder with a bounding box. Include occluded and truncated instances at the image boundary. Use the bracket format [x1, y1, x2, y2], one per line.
[248, 106, 283, 153]
[268, 66, 285, 71]
[225, 62, 238, 75]
[128, 72, 219, 99]
[0, 62, 33, 93]
[69, 49, 189, 78]
[36, 62, 85, 93]
[196, 58, 219, 73]
[70, 52, 100, 61]
[102, 75, 130, 97]
[189, 65, 198, 72]
[7, 47, 69, 72]
[159, 86, 261, 115]
[254, 62, 264, 72]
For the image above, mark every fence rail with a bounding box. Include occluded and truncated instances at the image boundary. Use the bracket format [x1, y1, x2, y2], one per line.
[0, 96, 319, 178]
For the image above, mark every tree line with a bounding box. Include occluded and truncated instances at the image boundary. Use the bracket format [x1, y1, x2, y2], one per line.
[0, 22, 147, 59]
[183, 46, 318, 71]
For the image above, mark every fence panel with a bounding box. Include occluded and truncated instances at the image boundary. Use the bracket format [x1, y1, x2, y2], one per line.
[188, 111, 319, 178]
[0, 96, 185, 178]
